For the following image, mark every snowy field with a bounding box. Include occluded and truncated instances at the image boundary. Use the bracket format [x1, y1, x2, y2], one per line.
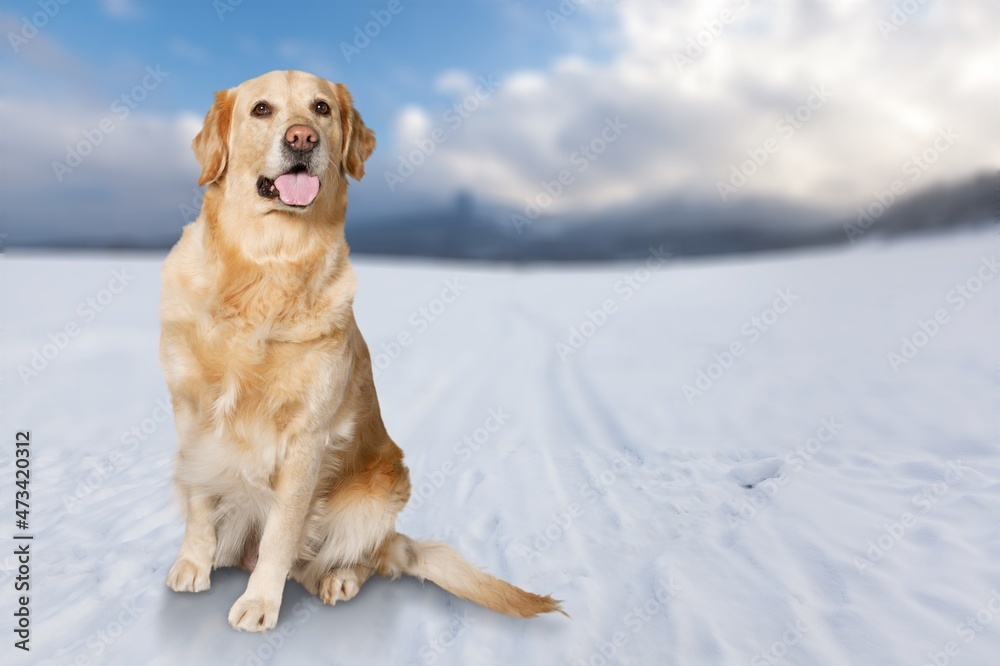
[1, 227, 998, 666]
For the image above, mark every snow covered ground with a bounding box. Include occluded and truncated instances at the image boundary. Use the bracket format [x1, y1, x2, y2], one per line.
[2, 227, 998, 666]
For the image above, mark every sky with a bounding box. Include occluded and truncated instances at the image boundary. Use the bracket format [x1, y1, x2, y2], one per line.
[0, 0, 996, 246]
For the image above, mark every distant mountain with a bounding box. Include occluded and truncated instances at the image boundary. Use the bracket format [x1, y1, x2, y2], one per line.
[346, 171, 996, 262]
[7, 172, 993, 261]
[836, 171, 996, 240]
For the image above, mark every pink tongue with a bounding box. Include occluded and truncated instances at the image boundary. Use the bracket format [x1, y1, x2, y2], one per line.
[274, 172, 320, 206]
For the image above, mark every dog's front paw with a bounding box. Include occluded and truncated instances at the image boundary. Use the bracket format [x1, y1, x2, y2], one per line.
[228, 594, 280, 632]
[167, 558, 211, 592]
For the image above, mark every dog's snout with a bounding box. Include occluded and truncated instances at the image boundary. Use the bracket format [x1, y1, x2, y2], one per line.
[285, 124, 318, 152]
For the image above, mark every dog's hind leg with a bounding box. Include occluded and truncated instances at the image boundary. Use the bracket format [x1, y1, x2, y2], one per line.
[317, 564, 373, 605]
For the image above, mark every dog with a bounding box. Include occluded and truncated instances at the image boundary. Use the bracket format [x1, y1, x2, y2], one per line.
[159, 70, 563, 631]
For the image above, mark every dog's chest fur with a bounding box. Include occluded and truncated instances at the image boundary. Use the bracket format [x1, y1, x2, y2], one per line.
[161, 225, 358, 482]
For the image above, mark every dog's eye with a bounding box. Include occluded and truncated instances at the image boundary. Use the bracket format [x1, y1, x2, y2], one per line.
[314, 101, 331, 116]
[251, 101, 272, 117]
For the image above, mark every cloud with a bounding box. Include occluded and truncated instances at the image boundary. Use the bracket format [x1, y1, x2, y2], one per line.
[168, 38, 209, 64]
[0, 94, 414, 246]
[3, 1, 996, 248]
[434, 69, 475, 95]
[0, 11, 90, 77]
[101, 0, 139, 19]
[395, 105, 432, 145]
[0, 95, 201, 244]
[378, 0, 998, 216]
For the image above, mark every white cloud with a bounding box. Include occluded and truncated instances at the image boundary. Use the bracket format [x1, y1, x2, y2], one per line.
[434, 69, 475, 95]
[0, 95, 201, 244]
[395, 105, 432, 145]
[3, 1, 996, 247]
[101, 0, 139, 19]
[381, 0, 998, 215]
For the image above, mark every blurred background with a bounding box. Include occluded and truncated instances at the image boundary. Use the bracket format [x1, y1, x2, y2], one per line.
[1, 0, 995, 259]
[3, 3, 1000, 664]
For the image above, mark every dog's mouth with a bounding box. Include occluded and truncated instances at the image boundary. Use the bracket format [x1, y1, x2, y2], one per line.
[257, 164, 320, 207]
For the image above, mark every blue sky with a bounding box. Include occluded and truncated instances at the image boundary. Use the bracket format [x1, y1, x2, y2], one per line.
[1, 0, 995, 246]
[3, 0, 607, 137]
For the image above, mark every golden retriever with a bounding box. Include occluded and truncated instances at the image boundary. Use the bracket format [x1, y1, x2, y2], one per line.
[159, 70, 562, 631]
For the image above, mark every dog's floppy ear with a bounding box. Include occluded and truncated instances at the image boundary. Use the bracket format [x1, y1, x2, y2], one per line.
[192, 89, 235, 186]
[333, 83, 376, 181]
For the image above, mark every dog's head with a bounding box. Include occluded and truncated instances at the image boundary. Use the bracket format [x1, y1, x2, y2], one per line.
[192, 70, 375, 211]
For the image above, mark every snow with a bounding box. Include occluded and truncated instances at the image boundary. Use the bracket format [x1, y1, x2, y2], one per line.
[2, 228, 998, 666]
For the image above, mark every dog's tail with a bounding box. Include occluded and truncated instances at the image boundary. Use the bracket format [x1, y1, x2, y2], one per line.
[375, 532, 566, 618]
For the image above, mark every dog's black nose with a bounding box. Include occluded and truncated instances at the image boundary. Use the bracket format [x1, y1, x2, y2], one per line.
[285, 125, 318, 152]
